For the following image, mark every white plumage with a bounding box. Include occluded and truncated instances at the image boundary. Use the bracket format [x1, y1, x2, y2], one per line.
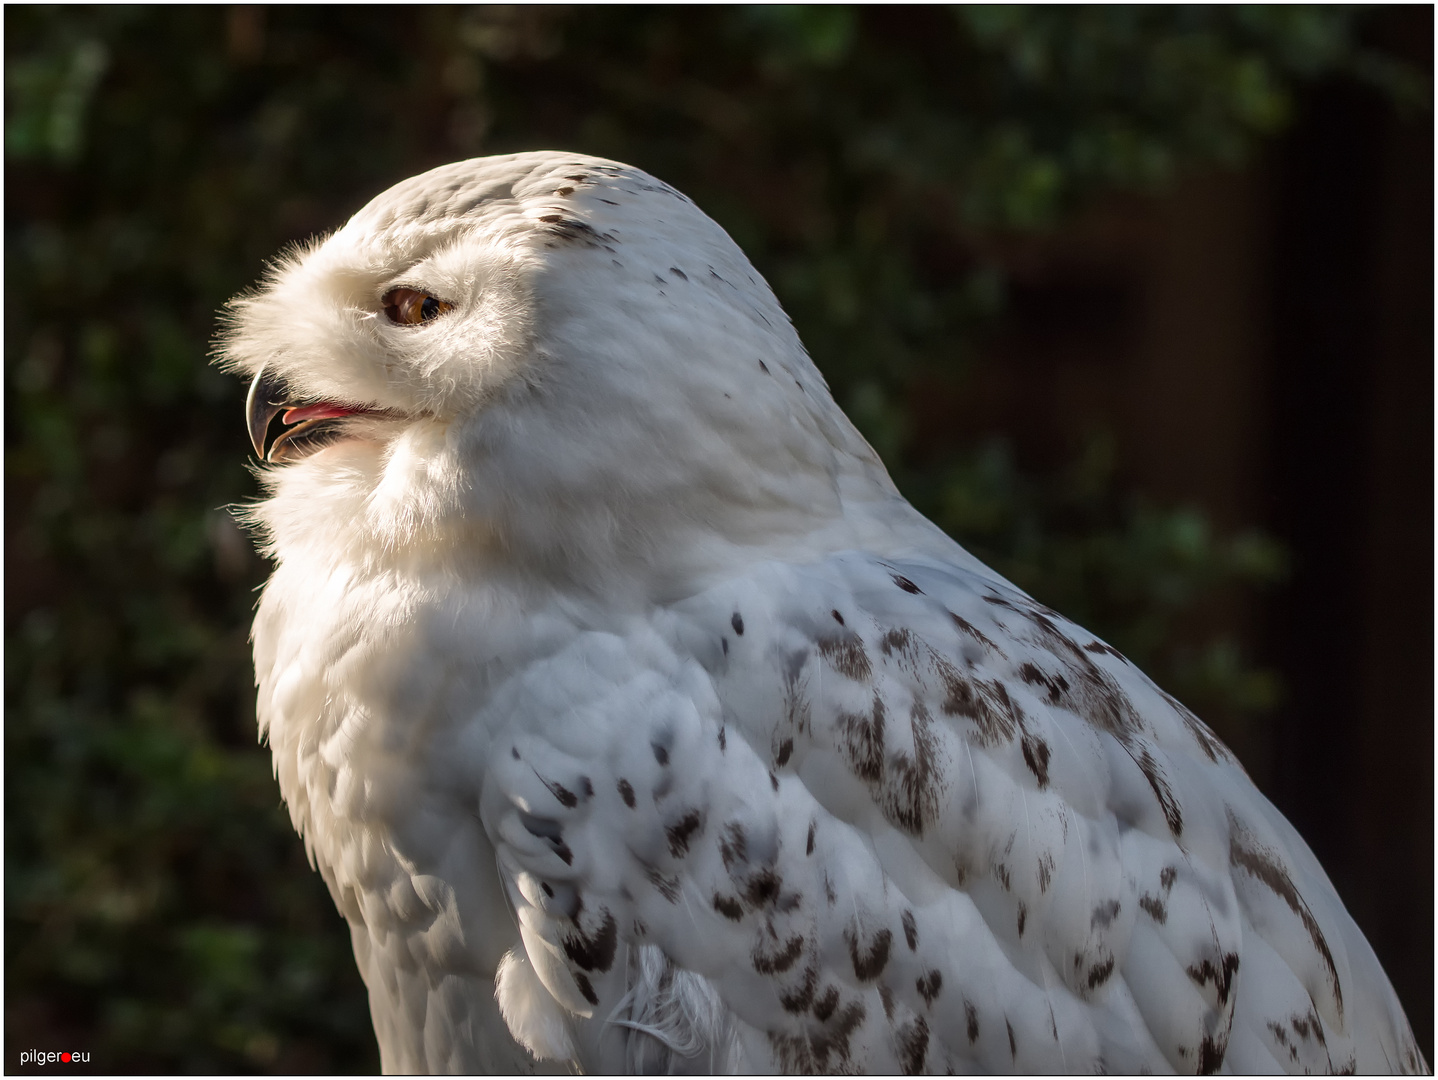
[220, 152, 1422, 1074]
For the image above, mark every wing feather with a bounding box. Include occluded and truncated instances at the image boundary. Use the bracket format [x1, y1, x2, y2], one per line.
[479, 550, 1423, 1073]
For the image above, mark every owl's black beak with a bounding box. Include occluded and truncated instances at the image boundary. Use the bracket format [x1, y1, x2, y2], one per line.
[244, 366, 376, 462]
[245, 366, 292, 459]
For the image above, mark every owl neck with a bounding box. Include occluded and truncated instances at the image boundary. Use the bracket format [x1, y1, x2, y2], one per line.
[249, 410, 946, 611]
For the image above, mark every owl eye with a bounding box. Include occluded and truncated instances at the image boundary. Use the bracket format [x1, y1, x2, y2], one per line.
[382, 287, 453, 325]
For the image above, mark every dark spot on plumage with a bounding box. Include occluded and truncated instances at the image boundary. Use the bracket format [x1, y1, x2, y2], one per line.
[862, 700, 943, 836]
[758, 359, 771, 375]
[840, 695, 885, 783]
[813, 985, 840, 1022]
[511, 747, 520, 759]
[994, 862, 1012, 891]
[730, 611, 744, 635]
[542, 778, 578, 808]
[1018, 661, 1070, 705]
[824, 872, 837, 905]
[632, 919, 646, 937]
[720, 822, 747, 869]
[898, 1015, 930, 1072]
[617, 778, 635, 807]
[775, 739, 793, 767]
[519, 813, 573, 864]
[646, 867, 681, 903]
[1139, 894, 1168, 923]
[897, 1018, 931, 1075]
[669, 266, 687, 281]
[965, 1001, 980, 1043]
[916, 969, 942, 1006]
[769, 770, 779, 791]
[984, 594, 1017, 609]
[1021, 734, 1052, 788]
[1087, 955, 1115, 989]
[806, 819, 816, 856]
[1161, 686, 1233, 763]
[901, 909, 917, 950]
[565, 174, 590, 182]
[598, 197, 618, 205]
[832, 999, 865, 1038]
[555, 186, 574, 196]
[1197, 1032, 1228, 1073]
[1019, 609, 1152, 743]
[1038, 851, 1055, 893]
[651, 742, 669, 766]
[561, 908, 617, 973]
[541, 881, 553, 897]
[1049, 1006, 1059, 1041]
[1186, 952, 1241, 1008]
[1083, 638, 1127, 660]
[665, 809, 703, 856]
[935, 663, 1023, 746]
[878, 983, 895, 1020]
[770, 1000, 866, 1073]
[779, 966, 818, 1013]
[1336, 1055, 1358, 1074]
[1289, 1008, 1325, 1046]
[879, 626, 914, 658]
[845, 925, 892, 981]
[573, 971, 599, 1006]
[1135, 747, 1184, 837]
[752, 934, 804, 974]
[745, 868, 781, 907]
[1007, 1019, 1017, 1058]
[1267, 1020, 1296, 1060]
[892, 573, 922, 594]
[777, 890, 802, 913]
[718, 726, 726, 751]
[794, 379, 803, 392]
[1160, 865, 1177, 890]
[1091, 899, 1121, 929]
[721, 636, 728, 656]
[817, 630, 872, 682]
[948, 611, 1002, 654]
[1016, 902, 1027, 937]
[536, 215, 617, 248]
[713, 893, 743, 921]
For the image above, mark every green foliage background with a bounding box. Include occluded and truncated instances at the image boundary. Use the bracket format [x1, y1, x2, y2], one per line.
[5, 7, 1421, 1072]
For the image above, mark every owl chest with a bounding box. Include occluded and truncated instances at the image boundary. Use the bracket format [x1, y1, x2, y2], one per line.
[256, 572, 550, 888]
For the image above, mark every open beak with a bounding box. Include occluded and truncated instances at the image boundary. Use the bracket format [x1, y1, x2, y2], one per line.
[245, 366, 367, 462]
[246, 367, 290, 459]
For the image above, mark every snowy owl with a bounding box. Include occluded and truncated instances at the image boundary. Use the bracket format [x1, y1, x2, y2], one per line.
[219, 152, 1422, 1074]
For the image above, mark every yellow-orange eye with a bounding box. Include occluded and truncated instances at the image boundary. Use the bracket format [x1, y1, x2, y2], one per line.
[381, 287, 453, 325]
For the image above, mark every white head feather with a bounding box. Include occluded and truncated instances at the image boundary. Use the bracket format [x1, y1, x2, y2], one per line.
[218, 152, 950, 600]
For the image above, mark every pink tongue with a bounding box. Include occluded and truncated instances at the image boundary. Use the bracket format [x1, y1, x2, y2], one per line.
[282, 402, 360, 424]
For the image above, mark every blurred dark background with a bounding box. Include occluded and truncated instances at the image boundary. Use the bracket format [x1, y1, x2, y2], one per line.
[5, 6, 1431, 1073]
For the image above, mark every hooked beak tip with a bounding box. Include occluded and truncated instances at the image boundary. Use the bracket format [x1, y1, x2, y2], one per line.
[245, 366, 289, 460]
